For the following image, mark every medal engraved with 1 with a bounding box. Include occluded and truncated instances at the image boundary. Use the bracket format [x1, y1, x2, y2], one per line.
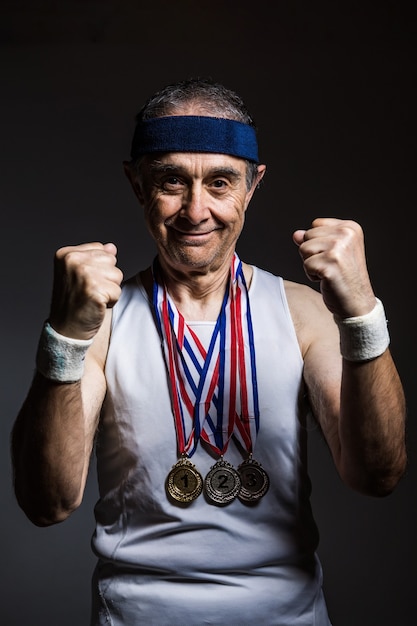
[238, 457, 270, 502]
[204, 457, 242, 505]
[166, 456, 203, 504]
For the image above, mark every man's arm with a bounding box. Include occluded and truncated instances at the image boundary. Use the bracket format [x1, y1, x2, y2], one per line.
[10, 243, 123, 526]
[11, 331, 108, 526]
[290, 218, 407, 496]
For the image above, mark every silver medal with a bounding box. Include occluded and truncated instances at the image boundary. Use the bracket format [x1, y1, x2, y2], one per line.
[204, 457, 241, 505]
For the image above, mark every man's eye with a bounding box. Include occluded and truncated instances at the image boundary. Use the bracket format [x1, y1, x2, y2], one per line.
[212, 179, 227, 189]
[165, 176, 180, 186]
[161, 176, 183, 191]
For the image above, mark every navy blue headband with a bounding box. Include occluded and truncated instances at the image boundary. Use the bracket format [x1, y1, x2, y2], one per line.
[130, 115, 259, 163]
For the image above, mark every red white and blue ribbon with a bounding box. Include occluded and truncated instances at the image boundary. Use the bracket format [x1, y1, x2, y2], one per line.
[152, 253, 259, 459]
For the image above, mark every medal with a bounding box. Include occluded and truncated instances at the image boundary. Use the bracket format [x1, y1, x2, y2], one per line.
[166, 456, 203, 504]
[204, 457, 241, 505]
[238, 456, 270, 503]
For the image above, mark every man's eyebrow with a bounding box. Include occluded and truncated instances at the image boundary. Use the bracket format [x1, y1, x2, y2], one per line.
[148, 162, 242, 179]
[148, 163, 179, 174]
[209, 166, 242, 179]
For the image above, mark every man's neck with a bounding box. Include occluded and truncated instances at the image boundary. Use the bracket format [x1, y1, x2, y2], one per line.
[164, 264, 231, 322]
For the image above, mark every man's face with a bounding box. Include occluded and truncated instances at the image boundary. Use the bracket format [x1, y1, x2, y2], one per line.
[136, 152, 262, 276]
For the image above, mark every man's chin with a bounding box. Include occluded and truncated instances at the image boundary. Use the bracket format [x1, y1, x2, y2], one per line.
[168, 248, 217, 270]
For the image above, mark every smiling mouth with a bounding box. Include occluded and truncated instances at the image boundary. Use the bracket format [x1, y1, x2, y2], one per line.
[172, 226, 219, 237]
[180, 231, 211, 236]
[169, 230, 216, 248]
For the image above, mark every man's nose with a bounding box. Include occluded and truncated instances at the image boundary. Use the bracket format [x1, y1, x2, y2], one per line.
[180, 186, 211, 224]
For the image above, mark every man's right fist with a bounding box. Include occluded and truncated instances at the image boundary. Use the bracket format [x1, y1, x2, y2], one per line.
[49, 242, 123, 340]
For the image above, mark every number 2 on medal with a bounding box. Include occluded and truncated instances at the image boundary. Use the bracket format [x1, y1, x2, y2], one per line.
[218, 474, 229, 489]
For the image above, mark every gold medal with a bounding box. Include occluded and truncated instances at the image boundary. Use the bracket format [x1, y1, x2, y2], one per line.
[238, 457, 270, 503]
[166, 456, 203, 504]
[204, 457, 241, 505]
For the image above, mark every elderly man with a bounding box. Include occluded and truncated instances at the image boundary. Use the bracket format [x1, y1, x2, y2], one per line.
[11, 77, 406, 625]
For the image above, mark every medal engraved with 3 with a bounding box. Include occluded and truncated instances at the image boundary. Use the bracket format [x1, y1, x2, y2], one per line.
[238, 456, 270, 503]
[204, 457, 242, 505]
[166, 456, 203, 504]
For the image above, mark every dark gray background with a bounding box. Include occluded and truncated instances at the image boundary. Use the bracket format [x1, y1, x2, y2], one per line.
[1, 2, 415, 625]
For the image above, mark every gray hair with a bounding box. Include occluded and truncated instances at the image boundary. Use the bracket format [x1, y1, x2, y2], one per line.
[130, 77, 261, 190]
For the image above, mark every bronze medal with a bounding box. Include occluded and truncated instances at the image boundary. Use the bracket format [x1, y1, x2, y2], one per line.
[238, 457, 270, 503]
[204, 458, 242, 505]
[166, 456, 203, 504]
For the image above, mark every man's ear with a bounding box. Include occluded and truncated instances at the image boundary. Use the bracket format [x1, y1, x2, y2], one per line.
[123, 160, 144, 204]
[255, 164, 267, 188]
[244, 164, 267, 209]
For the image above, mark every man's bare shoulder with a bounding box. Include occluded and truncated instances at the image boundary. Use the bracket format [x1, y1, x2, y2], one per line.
[282, 279, 338, 355]
[283, 279, 326, 314]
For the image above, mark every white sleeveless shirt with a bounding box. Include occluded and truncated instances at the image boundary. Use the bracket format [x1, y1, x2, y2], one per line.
[90, 265, 332, 625]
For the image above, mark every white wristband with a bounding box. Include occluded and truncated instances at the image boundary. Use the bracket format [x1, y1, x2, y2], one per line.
[334, 298, 390, 362]
[36, 321, 93, 383]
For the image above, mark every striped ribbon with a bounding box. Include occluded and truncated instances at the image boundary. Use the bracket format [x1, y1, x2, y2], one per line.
[152, 254, 259, 459]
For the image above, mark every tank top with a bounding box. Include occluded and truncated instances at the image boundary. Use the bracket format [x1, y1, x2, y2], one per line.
[90, 265, 332, 626]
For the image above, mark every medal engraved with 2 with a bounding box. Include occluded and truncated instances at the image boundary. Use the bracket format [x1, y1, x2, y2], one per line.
[204, 457, 242, 505]
[238, 457, 270, 503]
[166, 456, 203, 504]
